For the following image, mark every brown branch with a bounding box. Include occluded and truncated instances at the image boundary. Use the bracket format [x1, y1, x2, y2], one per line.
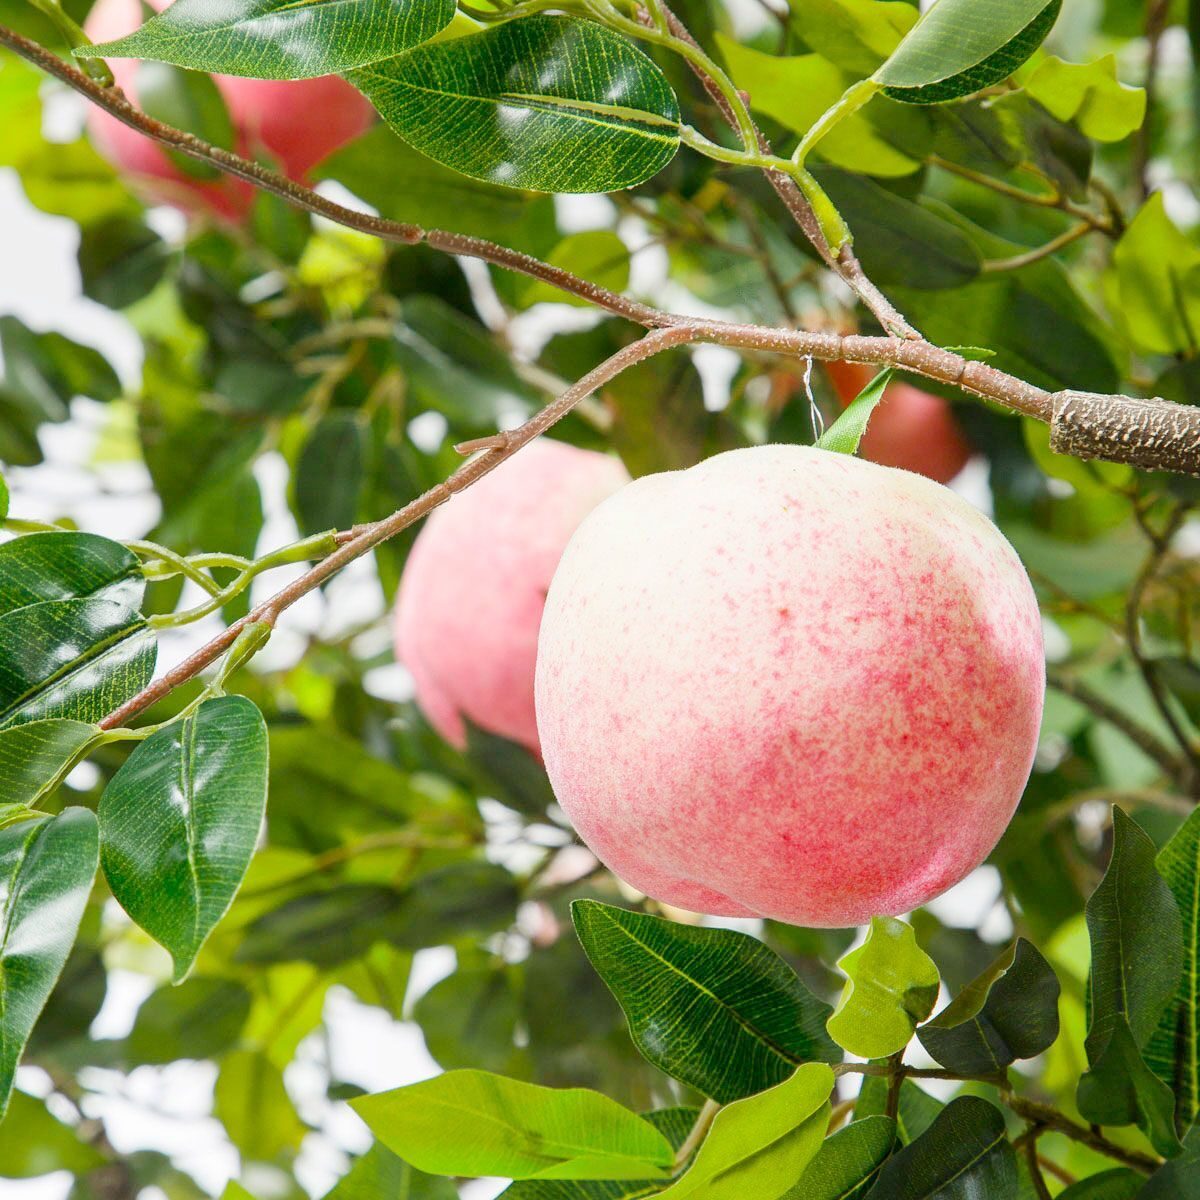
[98, 327, 695, 729]
[1004, 1094, 1160, 1175]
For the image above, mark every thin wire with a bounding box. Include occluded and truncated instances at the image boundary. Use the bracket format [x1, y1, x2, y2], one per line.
[802, 356, 824, 438]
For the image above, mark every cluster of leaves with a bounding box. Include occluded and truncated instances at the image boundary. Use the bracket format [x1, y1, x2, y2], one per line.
[3, 0, 1200, 1196]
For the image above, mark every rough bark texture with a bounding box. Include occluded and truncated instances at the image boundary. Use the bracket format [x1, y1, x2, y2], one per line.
[1052, 392, 1200, 476]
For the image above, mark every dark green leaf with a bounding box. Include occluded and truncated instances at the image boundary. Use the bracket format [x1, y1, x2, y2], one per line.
[1141, 1124, 1200, 1198]
[1148, 806, 1200, 1126]
[383, 860, 519, 949]
[0, 315, 120, 409]
[348, 15, 680, 193]
[827, 916, 939, 1060]
[0, 531, 143, 616]
[0, 718, 99, 805]
[0, 598, 156, 729]
[78, 216, 168, 309]
[1056, 1169, 1144, 1200]
[876, 0, 1062, 104]
[413, 962, 526, 1076]
[127, 977, 252, 1064]
[295, 412, 366, 536]
[816, 368, 893, 455]
[0, 808, 98, 1118]
[351, 1069, 675, 1180]
[917, 939, 1060, 1075]
[785, 1115, 895, 1200]
[572, 899, 838, 1104]
[867, 1096, 1017, 1199]
[80, 0, 454, 79]
[99, 696, 268, 982]
[855, 1076, 944, 1145]
[465, 722, 556, 817]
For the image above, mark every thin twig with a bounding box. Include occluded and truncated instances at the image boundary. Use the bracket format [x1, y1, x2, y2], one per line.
[1003, 1093, 1160, 1175]
[673, 1098, 719, 1170]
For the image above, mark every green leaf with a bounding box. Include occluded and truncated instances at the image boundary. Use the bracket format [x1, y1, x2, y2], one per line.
[1056, 1169, 1144, 1200]
[784, 1115, 895, 1200]
[0, 808, 99, 1118]
[0, 1089, 107, 1177]
[0, 718, 99, 805]
[1085, 808, 1182, 1049]
[348, 15, 680, 194]
[503, 1110, 698, 1200]
[653, 1065, 832, 1200]
[518, 232, 630, 308]
[855, 1076, 944, 1145]
[325, 1144, 458, 1200]
[1025, 55, 1146, 142]
[0, 531, 143, 616]
[827, 917, 939, 1059]
[79, 0, 454, 79]
[917, 939, 1060, 1075]
[1141, 1123, 1200, 1197]
[136, 61, 235, 180]
[99, 695, 268, 982]
[465, 722, 556, 817]
[815, 367, 893, 455]
[1106, 192, 1200, 356]
[867, 1096, 1017, 1199]
[1077, 1014, 1182, 1157]
[572, 900, 838, 1104]
[1148, 806, 1200, 1126]
[413, 962, 526, 1076]
[0, 597, 156, 729]
[0, 474, 7, 523]
[294, 412, 366, 536]
[126, 976, 252, 1065]
[876, 0, 1062, 104]
[78, 216, 169, 309]
[215, 1048, 306, 1161]
[350, 1070, 675, 1180]
[0, 315, 121, 409]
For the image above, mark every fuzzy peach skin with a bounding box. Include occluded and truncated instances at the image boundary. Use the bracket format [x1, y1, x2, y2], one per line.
[535, 444, 1045, 927]
[84, 0, 374, 219]
[395, 438, 631, 755]
[825, 360, 972, 485]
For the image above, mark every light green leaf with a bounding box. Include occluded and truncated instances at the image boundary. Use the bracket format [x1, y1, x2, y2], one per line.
[220, 1185, 260, 1200]
[519, 232, 630, 308]
[876, 0, 1062, 104]
[1147, 806, 1200, 1126]
[653, 1064, 833, 1200]
[350, 1070, 675, 1180]
[0, 475, 7, 523]
[0, 808, 99, 1118]
[816, 367, 893, 455]
[0, 597, 156, 729]
[827, 917, 939, 1059]
[785, 1115, 895, 1200]
[0, 531, 143, 617]
[348, 15, 680, 194]
[215, 1048, 306, 1161]
[1025, 55, 1146, 142]
[79, 0, 454, 79]
[100, 695, 268, 982]
[867, 1097, 1016, 1198]
[325, 1144, 457, 1200]
[917, 939, 1060, 1075]
[0, 1089, 106, 1177]
[717, 38, 922, 178]
[798, 0, 918, 75]
[0, 718, 100, 805]
[1106, 192, 1200, 356]
[572, 900, 838, 1103]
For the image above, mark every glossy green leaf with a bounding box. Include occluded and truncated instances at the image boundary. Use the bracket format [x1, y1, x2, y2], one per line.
[572, 900, 838, 1103]
[79, 0, 454, 79]
[126, 976, 252, 1065]
[1141, 1124, 1200, 1198]
[100, 696, 268, 982]
[215, 1048, 305, 1161]
[0, 1089, 106, 1177]
[0, 531, 143, 616]
[351, 1070, 675, 1180]
[867, 1096, 1017, 1199]
[0, 597, 156, 730]
[876, 0, 1062, 104]
[784, 1115, 895, 1200]
[0, 718, 99, 805]
[1056, 1169, 1144, 1200]
[816, 367, 893, 455]
[503, 1110, 699, 1200]
[1085, 808, 1182, 1049]
[325, 1144, 457, 1200]
[1148, 806, 1200, 1126]
[827, 917, 939, 1059]
[1025, 55, 1146, 142]
[1077, 1014, 1182, 1157]
[653, 1064, 834, 1200]
[0, 808, 98, 1118]
[917, 939, 1060, 1074]
[348, 15, 680, 194]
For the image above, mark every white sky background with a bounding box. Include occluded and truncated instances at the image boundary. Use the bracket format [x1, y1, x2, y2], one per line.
[0, 11, 1011, 1190]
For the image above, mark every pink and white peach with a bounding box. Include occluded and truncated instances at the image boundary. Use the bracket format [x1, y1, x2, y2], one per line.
[535, 444, 1044, 927]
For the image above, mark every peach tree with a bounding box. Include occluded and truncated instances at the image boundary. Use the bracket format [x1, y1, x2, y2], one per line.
[1, 0, 1200, 1196]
